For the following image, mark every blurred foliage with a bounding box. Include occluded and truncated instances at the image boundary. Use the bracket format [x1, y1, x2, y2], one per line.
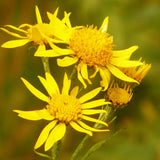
[0, 0, 160, 160]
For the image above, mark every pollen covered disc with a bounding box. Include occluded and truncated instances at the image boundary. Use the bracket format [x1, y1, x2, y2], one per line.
[69, 26, 113, 66]
[107, 83, 133, 107]
[47, 94, 82, 123]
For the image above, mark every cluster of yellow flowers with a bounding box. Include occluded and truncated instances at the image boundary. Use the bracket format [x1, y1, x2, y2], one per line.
[1, 6, 151, 151]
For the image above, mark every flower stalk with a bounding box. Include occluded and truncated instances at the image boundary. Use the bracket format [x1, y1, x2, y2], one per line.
[51, 140, 62, 160]
[70, 135, 90, 160]
[41, 57, 50, 73]
[71, 104, 113, 160]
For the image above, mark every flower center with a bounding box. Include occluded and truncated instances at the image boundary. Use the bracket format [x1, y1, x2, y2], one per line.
[47, 94, 82, 123]
[69, 26, 113, 66]
[107, 83, 133, 107]
[28, 23, 53, 45]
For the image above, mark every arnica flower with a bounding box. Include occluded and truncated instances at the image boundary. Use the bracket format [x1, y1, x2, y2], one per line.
[107, 81, 133, 108]
[107, 59, 151, 108]
[35, 12, 142, 90]
[120, 58, 151, 85]
[1, 6, 69, 56]
[14, 72, 110, 151]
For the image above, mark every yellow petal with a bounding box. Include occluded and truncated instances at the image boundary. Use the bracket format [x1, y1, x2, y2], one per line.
[62, 73, 71, 95]
[81, 115, 108, 127]
[21, 77, 49, 102]
[45, 123, 66, 151]
[47, 12, 53, 21]
[113, 46, 138, 60]
[70, 86, 79, 97]
[38, 76, 53, 97]
[90, 66, 99, 78]
[81, 63, 92, 84]
[111, 58, 142, 68]
[36, 108, 54, 120]
[81, 63, 88, 79]
[34, 44, 46, 56]
[13, 109, 43, 120]
[99, 67, 111, 91]
[35, 48, 73, 57]
[47, 8, 59, 21]
[35, 48, 51, 57]
[53, 7, 59, 17]
[14, 109, 53, 120]
[99, 16, 109, 33]
[63, 12, 72, 28]
[82, 109, 107, 115]
[35, 41, 73, 57]
[35, 6, 42, 24]
[5, 25, 28, 33]
[34, 120, 57, 150]
[77, 64, 87, 88]
[77, 120, 109, 132]
[57, 56, 78, 67]
[1, 39, 30, 48]
[82, 99, 111, 109]
[0, 28, 26, 38]
[70, 121, 92, 136]
[45, 72, 60, 94]
[19, 23, 32, 28]
[79, 87, 102, 103]
[107, 65, 138, 83]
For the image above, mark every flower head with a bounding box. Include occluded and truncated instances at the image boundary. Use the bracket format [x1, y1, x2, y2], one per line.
[14, 72, 109, 151]
[35, 12, 142, 90]
[107, 81, 133, 108]
[1, 6, 63, 55]
[107, 59, 151, 108]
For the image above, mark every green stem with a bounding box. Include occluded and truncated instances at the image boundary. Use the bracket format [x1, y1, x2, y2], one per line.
[70, 105, 114, 160]
[69, 66, 77, 79]
[41, 57, 50, 73]
[94, 105, 113, 128]
[51, 140, 62, 160]
[70, 135, 89, 160]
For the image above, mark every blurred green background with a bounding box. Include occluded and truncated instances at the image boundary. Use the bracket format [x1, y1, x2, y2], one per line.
[0, 0, 160, 160]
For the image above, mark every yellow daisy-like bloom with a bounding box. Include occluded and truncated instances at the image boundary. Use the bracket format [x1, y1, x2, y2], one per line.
[14, 72, 110, 151]
[107, 81, 133, 108]
[35, 12, 142, 90]
[1, 6, 70, 56]
[107, 59, 151, 108]
[120, 58, 151, 84]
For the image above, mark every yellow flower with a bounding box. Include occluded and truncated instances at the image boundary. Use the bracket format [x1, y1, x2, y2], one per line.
[107, 81, 133, 108]
[1, 6, 66, 55]
[120, 58, 151, 84]
[35, 12, 142, 90]
[107, 59, 151, 108]
[14, 72, 110, 151]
